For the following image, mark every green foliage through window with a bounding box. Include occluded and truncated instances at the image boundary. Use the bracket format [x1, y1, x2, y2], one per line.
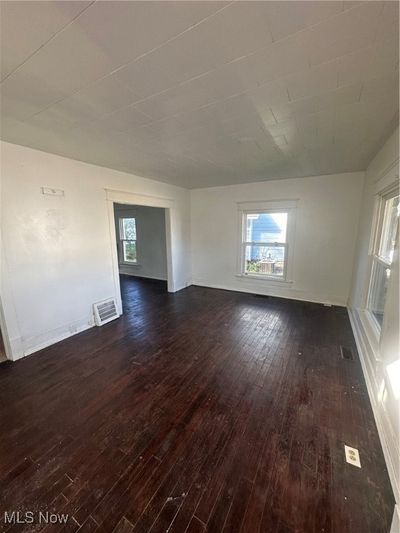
[122, 218, 136, 240]
[120, 217, 137, 263]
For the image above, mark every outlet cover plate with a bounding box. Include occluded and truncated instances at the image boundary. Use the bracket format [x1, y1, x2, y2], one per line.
[345, 445, 361, 468]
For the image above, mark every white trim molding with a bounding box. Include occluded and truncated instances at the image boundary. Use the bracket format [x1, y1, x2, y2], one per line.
[10, 316, 94, 361]
[105, 189, 175, 208]
[192, 279, 345, 307]
[105, 189, 176, 312]
[391, 504, 400, 533]
[374, 157, 399, 191]
[237, 199, 298, 211]
[236, 199, 298, 283]
[348, 307, 400, 504]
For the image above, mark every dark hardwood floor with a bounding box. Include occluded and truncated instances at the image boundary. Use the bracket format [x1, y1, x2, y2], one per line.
[0, 276, 394, 533]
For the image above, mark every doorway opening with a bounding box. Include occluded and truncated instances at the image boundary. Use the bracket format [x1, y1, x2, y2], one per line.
[113, 203, 168, 309]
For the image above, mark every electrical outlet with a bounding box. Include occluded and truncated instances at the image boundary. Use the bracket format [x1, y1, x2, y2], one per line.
[344, 445, 361, 468]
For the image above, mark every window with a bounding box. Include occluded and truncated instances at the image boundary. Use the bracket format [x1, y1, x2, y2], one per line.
[119, 217, 137, 263]
[367, 190, 399, 329]
[239, 204, 295, 280]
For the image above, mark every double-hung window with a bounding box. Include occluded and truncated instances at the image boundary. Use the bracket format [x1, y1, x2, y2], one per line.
[239, 201, 296, 281]
[119, 217, 137, 264]
[367, 189, 399, 330]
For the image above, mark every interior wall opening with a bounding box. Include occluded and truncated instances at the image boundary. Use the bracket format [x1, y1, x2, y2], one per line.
[113, 203, 169, 305]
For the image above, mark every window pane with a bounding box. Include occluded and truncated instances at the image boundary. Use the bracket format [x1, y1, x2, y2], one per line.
[123, 241, 137, 263]
[245, 212, 287, 243]
[368, 260, 391, 327]
[244, 245, 285, 276]
[379, 195, 399, 263]
[121, 218, 136, 240]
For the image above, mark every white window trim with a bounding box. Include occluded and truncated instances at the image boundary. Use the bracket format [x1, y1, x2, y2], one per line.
[237, 200, 297, 283]
[363, 182, 399, 348]
[118, 217, 138, 265]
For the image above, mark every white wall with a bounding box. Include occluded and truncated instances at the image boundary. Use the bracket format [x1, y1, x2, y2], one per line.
[191, 172, 365, 306]
[0, 141, 191, 360]
[348, 127, 399, 507]
[1, 133, 398, 519]
[114, 204, 167, 280]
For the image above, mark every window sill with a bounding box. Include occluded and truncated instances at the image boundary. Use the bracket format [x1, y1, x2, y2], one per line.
[236, 274, 293, 285]
[358, 309, 381, 361]
[120, 262, 141, 268]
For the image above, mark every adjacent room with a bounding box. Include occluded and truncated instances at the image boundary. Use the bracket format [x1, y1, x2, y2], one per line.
[0, 2, 399, 533]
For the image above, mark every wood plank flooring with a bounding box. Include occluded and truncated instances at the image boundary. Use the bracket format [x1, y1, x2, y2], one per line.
[0, 276, 394, 533]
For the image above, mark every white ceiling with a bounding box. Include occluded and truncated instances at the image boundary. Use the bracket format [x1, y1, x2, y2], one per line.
[0, 1, 398, 188]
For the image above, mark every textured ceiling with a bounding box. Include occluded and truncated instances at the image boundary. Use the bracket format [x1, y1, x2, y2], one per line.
[0, 1, 399, 188]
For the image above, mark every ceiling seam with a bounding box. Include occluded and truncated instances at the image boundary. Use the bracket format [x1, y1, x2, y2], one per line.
[28, 28, 387, 131]
[8, 0, 368, 123]
[78, 57, 377, 136]
[16, 1, 235, 120]
[0, 1, 97, 84]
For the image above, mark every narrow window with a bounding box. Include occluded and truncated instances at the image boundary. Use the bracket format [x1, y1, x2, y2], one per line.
[119, 217, 137, 263]
[241, 211, 290, 279]
[367, 191, 399, 329]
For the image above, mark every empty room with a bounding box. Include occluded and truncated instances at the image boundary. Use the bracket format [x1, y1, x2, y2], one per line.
[0, 1, 399, 532]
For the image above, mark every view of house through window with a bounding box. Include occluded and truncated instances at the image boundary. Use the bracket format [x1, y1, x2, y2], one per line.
[367, 192, 399, 327]
[242, 211, 288, 278]
[119, 217, 137, 263]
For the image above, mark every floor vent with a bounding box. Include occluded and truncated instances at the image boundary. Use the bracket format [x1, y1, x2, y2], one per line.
[340, 345, 354, 360]
[93, 298, 119, 326]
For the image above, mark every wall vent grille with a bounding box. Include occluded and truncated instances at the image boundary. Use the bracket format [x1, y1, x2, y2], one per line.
[93, 298, 119, 326]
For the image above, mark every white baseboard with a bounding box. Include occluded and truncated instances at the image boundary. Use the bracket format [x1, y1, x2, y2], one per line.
[119, 271, 167, 281]
[348, 307, 399, 505]
[7, 274, 192, 361]
[10, 317, 95, 361]
[192, 279, 345, 307]
[171, 280, 192, 293]
[391, 505, 400, 533]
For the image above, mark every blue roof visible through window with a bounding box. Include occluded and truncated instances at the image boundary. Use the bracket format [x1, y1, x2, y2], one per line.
[251, 214, 280, 241]
[246, 213, 286, 262]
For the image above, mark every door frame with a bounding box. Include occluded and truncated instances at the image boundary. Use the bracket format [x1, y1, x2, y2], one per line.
[0, 296, 12, 361]
[105, 189, 174, 314]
